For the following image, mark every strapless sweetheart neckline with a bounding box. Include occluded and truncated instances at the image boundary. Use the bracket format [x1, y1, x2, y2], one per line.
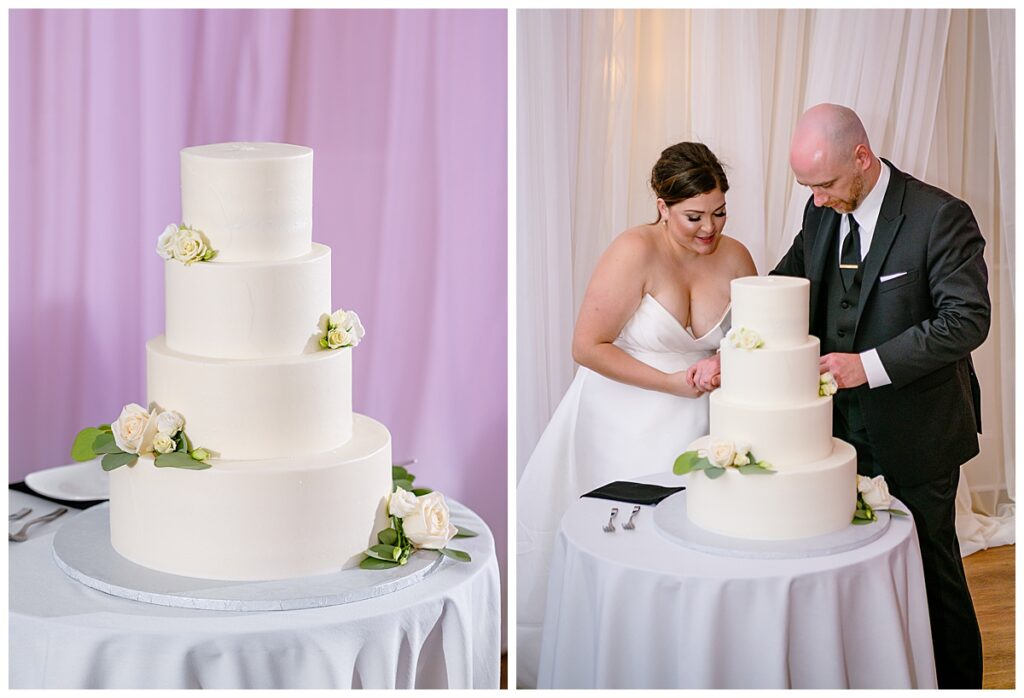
[642, 293, 731, 342]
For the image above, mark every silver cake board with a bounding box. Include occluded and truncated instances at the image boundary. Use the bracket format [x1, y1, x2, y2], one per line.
[653, 491, 892, 560]
[52, 503, 445, 612]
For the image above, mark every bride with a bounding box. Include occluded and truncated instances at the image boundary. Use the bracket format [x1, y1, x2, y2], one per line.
[516, 142, 756, 686]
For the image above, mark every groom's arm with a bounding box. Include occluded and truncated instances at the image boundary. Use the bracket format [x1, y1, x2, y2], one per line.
[873, 198, 991, 388]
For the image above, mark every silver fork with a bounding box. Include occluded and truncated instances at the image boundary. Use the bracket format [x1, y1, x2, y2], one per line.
[622, 505, 641, 530]
[9, 508, 68, 542]
[9, 507, 31, 522]
[602, 507, 619, 532]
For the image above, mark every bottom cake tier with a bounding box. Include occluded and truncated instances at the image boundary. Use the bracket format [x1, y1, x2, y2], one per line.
[108, 413, 392, 581]
[685, 436, 857, 540]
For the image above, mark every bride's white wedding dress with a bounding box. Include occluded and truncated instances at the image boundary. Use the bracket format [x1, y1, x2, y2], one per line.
[516, 293, 729, 687]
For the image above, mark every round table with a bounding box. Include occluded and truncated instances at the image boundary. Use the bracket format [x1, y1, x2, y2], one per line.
[536, 472, 937, 689]
[9, 488, 501, 689]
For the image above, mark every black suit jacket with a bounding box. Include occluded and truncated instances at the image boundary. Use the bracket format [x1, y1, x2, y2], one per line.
[773, 160, 990, 486]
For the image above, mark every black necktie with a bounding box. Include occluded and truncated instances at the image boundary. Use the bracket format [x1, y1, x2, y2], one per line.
[840, 214, 860, 290]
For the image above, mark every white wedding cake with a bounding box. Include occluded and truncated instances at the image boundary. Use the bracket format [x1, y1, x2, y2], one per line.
[106, 142, 392, 581]
[684, 276, 857, 539]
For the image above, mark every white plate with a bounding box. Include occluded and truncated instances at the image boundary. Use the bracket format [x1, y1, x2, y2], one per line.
[24, 459, 110, 502]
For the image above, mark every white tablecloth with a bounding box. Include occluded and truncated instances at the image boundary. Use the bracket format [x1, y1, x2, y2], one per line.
[9, 489, 501, 689]
[537, 473, 937, 689]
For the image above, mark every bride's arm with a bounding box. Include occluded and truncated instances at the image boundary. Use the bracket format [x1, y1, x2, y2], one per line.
[571, 231, 702, 398]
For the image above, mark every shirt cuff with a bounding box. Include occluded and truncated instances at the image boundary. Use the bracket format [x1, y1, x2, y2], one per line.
[860, 348, 892, 388]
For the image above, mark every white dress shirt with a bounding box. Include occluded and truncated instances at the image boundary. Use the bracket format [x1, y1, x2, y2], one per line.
[841, 161, 892, 388]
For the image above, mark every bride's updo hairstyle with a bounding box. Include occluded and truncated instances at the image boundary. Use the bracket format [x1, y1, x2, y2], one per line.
[650, 142, 729, 224]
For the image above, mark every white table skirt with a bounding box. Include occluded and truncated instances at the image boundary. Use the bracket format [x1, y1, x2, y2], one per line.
[537, 473, 937, 689]
[9, 489, 501, 689]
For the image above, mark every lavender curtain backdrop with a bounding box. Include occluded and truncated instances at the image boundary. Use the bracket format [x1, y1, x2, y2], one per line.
[9, 7, 507, 633]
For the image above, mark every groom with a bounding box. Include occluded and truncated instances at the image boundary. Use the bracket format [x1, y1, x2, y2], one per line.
[776, 104, 988, 688]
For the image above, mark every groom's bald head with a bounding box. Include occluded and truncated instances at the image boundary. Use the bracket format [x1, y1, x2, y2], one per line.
[790, 104, 874, 172]
[789, 104, 880, 213]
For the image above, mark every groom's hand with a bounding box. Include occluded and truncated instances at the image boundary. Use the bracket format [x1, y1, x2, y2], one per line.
[819, 353, 867, 389]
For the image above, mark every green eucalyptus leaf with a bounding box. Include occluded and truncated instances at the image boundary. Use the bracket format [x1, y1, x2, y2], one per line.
[411, 487, 433, 496]
[393, 479, 414, 492]
[155, 452, 212, 470]
[178, 430, 193, 453]
[704, 465, 727, 479]
[454, 525, 478, 538]
[360, 556, 400, 570]
[101, 451, 137, 471]
[439, 547, 472, 562]
[71, 427, 103, 461]
[367, 544, 402, 561]
[673, 450, 701, 475]
[851, 517, 873, 525]
[886, 508, 909, 517]
[377, 528, 399, 546]
[92, 431, 121, 454]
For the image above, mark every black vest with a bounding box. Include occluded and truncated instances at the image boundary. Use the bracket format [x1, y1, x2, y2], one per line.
[821, 222, 865, 431]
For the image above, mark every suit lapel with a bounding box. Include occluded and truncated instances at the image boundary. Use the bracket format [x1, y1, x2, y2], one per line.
[854, 160, 907, 332]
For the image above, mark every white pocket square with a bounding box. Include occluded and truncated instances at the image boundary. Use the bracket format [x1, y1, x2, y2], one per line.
[880, 272, 908, 283]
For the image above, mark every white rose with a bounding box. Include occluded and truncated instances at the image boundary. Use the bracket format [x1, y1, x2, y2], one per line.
[172, 227, 208, 265]
[327, 309, 365, 348]
[152, 432, 176, 454]
[326, 326, 351, 349]
[857, 475, 893, 510]
[111, 403, 158, 455]
[732, 452, 750, 467]
[344, 311, 365, 346]
[388, 487, 418, 518]
[155, 410, 185, 436]
[156, 224, 179, 260]
[738, 328, 761, 350]
[402, 492, 458, 550]
[707, 439, 736, 468]
[820, 372, 838, 397]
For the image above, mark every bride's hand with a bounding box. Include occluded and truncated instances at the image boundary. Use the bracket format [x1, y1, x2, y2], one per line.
[665, 370, 705, 399]
[689, 354, 722, 392]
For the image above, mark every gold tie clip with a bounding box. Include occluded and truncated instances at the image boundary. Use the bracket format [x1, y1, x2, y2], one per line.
[839, 263, 859, 269]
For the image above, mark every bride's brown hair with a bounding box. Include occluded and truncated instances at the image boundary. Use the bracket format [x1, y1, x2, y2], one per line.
[650, 142, 729, 224]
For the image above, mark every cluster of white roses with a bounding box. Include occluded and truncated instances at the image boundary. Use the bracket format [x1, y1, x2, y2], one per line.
[388, 488, 458, 550]
[157, 223, 218, 265]
[819, 371, 839, 397]
[321, 308, 365, 350]
[111, 403, 208, 461]
[700, 439, 754, 468]
[727, 326, 764, 350]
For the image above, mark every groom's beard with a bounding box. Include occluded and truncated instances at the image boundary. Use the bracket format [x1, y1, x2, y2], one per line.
[826, 170, 866, 213]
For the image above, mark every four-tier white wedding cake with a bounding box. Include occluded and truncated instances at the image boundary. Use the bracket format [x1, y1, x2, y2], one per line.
[684, 276, 858, 539]
[107, 142, 392, 581]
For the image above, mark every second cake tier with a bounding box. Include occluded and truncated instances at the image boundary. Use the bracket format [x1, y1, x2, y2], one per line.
[147, 336, 352, 460]
[165, 243, 332, 360]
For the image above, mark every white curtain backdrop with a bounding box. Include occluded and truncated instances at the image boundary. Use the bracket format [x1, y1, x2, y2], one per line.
[516, 8, 1014, 554]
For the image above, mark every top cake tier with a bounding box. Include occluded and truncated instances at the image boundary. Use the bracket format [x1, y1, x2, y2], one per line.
[729, 275, 810, 348]
[180, 142, 313, 263]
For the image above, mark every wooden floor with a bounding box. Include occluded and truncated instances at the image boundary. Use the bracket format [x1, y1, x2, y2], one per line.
[963, 543, 1015, 689]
